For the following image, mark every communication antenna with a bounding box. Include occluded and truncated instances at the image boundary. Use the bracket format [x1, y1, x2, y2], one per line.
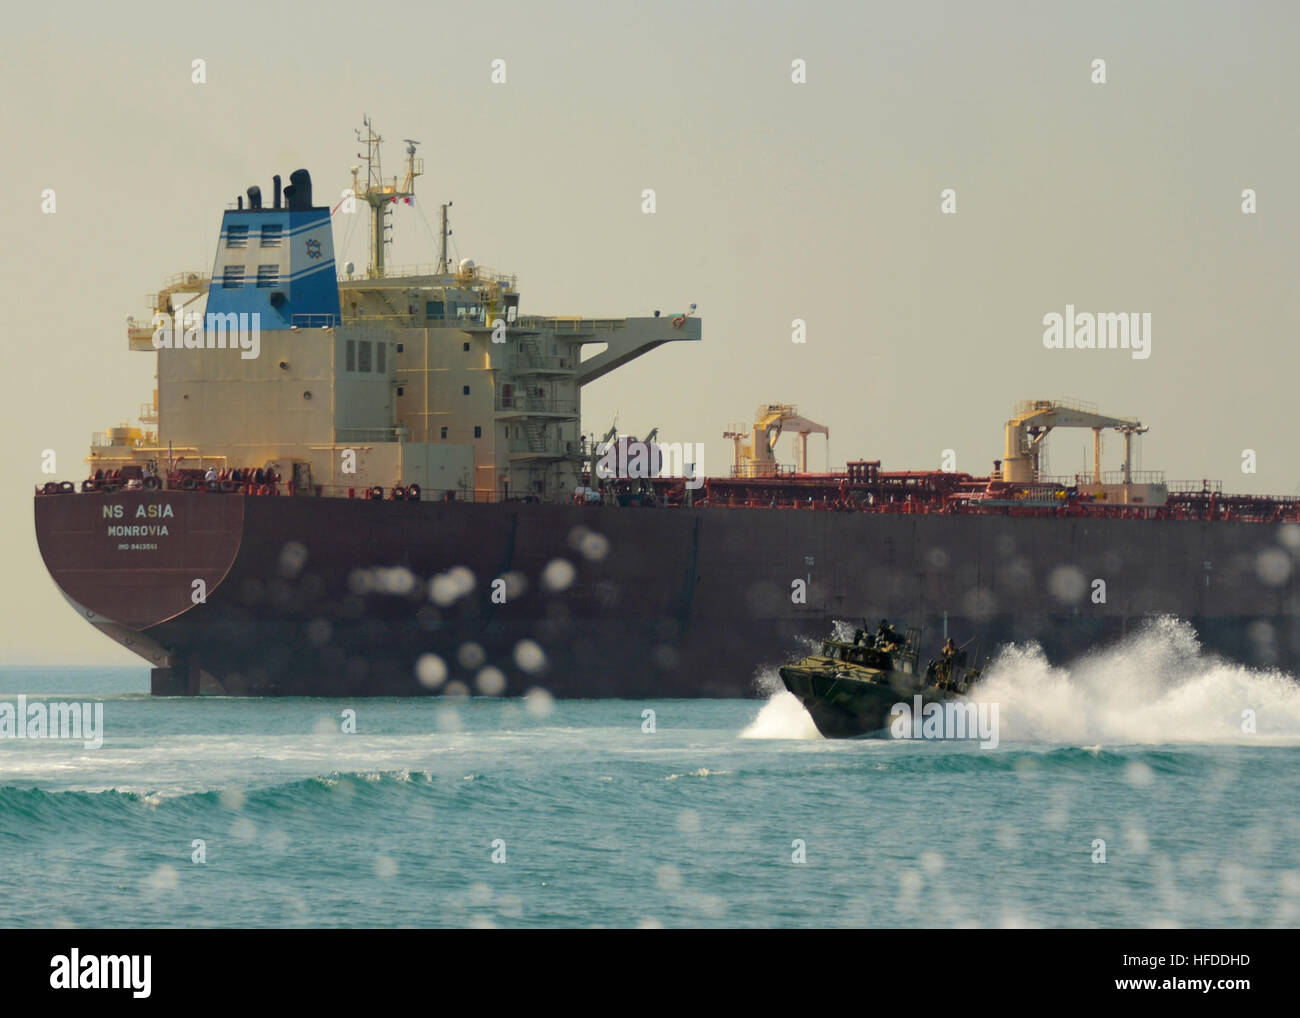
[353, 116, 422, 278]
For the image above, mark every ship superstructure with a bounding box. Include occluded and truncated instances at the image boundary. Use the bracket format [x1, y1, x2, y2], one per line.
[98, 121, 700, 506]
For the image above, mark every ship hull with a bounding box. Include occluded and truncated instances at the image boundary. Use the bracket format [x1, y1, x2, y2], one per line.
[34, 492, 1300, 696]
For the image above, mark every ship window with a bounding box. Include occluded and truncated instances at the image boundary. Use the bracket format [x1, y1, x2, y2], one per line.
[222, 265, 245, 288]
[504, 426, 509, 438]
[396, 343, 404, 353]
[225, 225, 248, 248]
[440, 426, 448, 440]
[397, 386, 404, 397]
[425, 301, 444, 320]
[463, 342, 470, 352]
[463, 385, 470, 395]
[260, 224, 282, 247]
[474, 426, 482, 439]
[377, 343, 386, 373]
[346, 340, 356, 371]
[358, 341, 372, 372]
[256, 265, 279, 288]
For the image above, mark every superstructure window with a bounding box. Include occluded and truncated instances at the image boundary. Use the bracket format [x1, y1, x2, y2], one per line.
[463, 385, 470, 395]
[425, 301, 444, 319]
[256, 265, 278, 288]
[377, 343, 386, 373]
[226, 225, 248, 248]
[440, 427, 448, 440]
[358, 341, 372, 373]
[260, 224, 282, 247]
[474, 426, 482, 438]
[463, 342, 470, 352]
[346, 340, 356, 372]
[222, 265, 245, 288]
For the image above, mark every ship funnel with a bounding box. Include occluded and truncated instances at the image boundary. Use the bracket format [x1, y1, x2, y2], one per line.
[273, 174, 282, 210]
[284, 169, 313, 211]
[247, 185, 262, 210]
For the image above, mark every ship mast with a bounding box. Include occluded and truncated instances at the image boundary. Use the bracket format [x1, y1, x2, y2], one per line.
[438, 202, 452, 275]
[353, 115, 422, 278]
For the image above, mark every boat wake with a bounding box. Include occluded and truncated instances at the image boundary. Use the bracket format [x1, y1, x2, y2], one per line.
[743, 616, 1300, 745]
[979, 617, 1300, 746]
[740, 685, 822, 740]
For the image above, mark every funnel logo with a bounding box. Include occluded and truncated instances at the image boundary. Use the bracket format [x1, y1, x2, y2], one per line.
[305, 238, 322, 259]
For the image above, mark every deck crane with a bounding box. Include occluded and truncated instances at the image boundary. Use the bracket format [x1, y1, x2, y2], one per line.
[726, 404, 829, 477]
[1001, 399, 1147, 486]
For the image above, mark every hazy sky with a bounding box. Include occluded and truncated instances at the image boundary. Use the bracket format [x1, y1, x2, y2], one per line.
[4, 0, 1298, 663]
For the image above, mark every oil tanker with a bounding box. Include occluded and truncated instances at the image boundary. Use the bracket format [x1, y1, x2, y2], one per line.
[33, 125, 1300, 696]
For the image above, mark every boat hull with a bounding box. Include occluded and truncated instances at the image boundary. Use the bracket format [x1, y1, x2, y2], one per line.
[779, 666, 959, 738]
[33, 491, 1300, 696]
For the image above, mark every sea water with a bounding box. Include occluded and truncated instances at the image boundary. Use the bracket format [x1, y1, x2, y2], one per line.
[1, 619, 1298, 928]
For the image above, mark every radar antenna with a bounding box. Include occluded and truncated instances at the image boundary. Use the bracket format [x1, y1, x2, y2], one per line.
[352, 116, 422, 278]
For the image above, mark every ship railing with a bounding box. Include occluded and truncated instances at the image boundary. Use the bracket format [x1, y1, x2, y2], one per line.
[1167, 479, 1224, 494]
[728, 464, 797, 478]
[516, 316, 627, 334]
[507, 356, 573, 373]
[334, 427, 411, 443]
[495, 397, 579, 415]
[343, 264, 519, 289]
[39, 477, 1300, 521]
[1012, 397, 1100, 417]
[158, 271, 209, 292]
[337, 311, 509, 327]
[1035, 475, 1085, 488]
[331, 311, 627, 335]
[340, 312, 468, 325]
[290, 314, 341, 329]
[1101, 470, 1166, 485]
[1035, 470, 1169, 487]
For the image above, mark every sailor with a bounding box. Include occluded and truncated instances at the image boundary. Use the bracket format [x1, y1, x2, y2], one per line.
[935, 638, 957, 687]
[204, 465, 218, 483]
[875, 619, 901, 650]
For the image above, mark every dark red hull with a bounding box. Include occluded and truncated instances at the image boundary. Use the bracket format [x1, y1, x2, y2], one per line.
[34, 491, 1300, 696]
